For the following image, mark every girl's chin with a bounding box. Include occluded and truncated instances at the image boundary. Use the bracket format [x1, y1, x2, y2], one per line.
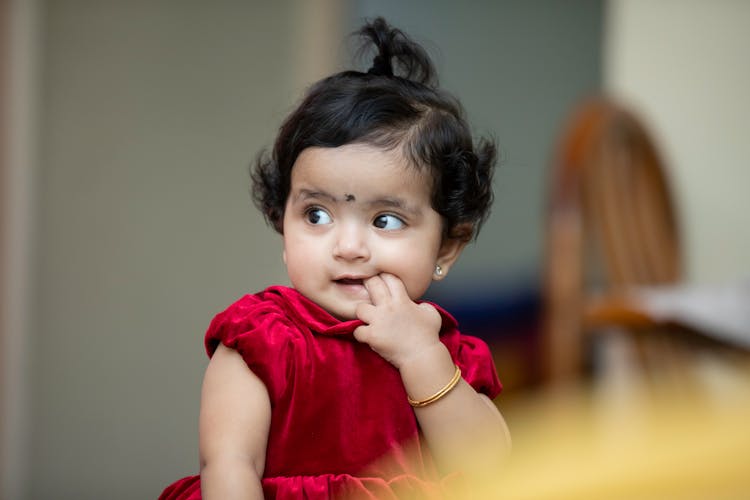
[333, 281, 369, 299]
[326, 308, 359, 322]
[324, 298, 371, 322]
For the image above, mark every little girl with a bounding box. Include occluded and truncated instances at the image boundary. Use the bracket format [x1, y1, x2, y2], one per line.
[160, 17, 510, 500]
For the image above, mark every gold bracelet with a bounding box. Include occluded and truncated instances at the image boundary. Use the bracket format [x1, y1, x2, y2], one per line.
[408, 365, 462, 408]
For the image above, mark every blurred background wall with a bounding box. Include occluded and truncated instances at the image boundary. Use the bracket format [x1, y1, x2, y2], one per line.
[1, 1, 746, 499]
[604, 0, 750, 284]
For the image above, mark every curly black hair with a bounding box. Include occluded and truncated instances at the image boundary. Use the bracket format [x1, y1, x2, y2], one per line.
[251, 17, 496, 241]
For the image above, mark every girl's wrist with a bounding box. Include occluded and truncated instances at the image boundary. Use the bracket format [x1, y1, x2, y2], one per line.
[398, 342, 456, 400]
[394, 339, 445, 371]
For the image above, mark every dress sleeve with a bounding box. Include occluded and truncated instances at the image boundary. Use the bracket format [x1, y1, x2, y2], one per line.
[450, 334, 502, 399]
[204, 295, 299, 402]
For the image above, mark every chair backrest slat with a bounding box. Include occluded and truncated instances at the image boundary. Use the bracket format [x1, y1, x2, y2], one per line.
[543, 98, 682, 380]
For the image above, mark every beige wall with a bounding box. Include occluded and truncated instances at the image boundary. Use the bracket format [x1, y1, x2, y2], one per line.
[1, 0, 40, 498]
[604, 0, 750, 283]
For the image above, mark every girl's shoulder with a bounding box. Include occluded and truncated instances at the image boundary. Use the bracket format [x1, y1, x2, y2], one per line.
[202, 286, 318, 400]
[208, 286, 295, 326]
[203, 285, 353, 356]
[204, 286, 304, 347]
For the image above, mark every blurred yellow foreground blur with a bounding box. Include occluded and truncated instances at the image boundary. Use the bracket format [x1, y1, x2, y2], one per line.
[479, 365, 750, 499]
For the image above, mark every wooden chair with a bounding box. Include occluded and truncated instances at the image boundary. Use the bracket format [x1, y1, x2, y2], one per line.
[542, 97, 687, 383]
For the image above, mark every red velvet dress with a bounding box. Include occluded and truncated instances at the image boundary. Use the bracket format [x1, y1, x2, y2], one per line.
[159, 286, 501, 499]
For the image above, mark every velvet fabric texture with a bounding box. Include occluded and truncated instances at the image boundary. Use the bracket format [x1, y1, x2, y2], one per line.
[159, 286, 501, 499]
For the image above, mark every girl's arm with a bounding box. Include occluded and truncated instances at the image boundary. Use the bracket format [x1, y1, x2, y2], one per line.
[354, 274, 511, 478]
[199, 344, 271, 500]
[398, 342, 511, 477]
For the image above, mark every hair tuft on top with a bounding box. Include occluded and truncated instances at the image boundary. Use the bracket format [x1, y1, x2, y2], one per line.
[356, 17, 436, 86]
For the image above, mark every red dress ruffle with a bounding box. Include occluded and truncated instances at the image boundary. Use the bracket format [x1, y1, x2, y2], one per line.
[159, 286, 501, 499]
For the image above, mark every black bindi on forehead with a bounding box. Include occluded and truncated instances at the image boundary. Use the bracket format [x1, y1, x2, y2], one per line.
[344, 193, 356, 202]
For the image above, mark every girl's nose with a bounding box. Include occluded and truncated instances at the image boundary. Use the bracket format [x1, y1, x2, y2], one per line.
[333, 224, 370, 261]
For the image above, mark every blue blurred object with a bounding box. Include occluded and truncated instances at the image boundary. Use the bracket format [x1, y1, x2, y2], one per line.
[426, 283, 541, 341]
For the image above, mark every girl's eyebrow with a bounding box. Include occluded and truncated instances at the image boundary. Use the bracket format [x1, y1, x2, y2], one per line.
[367, 197, 421, 216]
[295, 188, 339, 203]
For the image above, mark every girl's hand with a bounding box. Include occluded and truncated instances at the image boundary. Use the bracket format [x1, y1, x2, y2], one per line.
[353, 273, 443, 369]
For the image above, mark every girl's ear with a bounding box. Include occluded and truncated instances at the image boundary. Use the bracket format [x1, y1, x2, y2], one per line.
[282, 249, 287, 265]
[434, 223, 473, 280]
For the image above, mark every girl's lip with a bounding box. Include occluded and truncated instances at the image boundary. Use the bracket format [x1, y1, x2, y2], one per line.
[333, 274, 372, 284]
[333, 277, 371, 299]
[335, 277, 365, 285]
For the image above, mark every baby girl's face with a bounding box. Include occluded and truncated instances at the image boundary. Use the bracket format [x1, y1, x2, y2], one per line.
[282, 144, 458, 320]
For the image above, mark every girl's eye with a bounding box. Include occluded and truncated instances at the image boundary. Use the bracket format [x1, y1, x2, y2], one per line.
[305, 208, 332, 225]
[373, 214, 405, 230]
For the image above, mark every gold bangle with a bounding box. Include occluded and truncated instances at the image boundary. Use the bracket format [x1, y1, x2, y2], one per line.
[408, 365, 462, 408]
